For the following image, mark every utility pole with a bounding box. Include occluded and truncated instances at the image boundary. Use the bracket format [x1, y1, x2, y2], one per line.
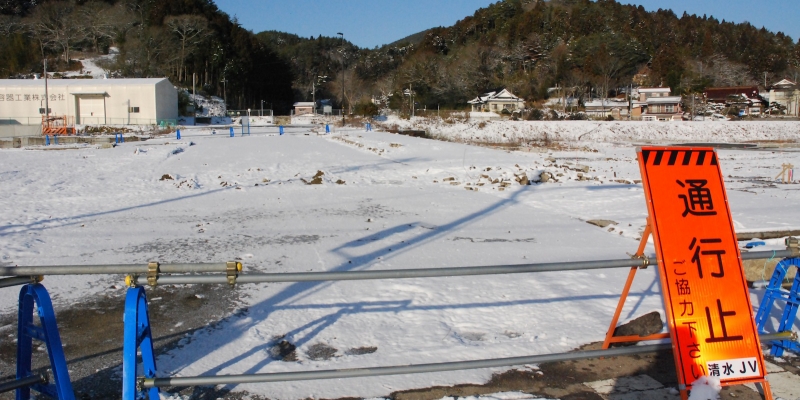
[338, 32, 345, 126]
[44, 58, 49, 129]
[221, 78, 226, 107]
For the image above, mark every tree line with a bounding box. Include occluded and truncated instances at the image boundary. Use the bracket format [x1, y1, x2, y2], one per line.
[3, 0, 798, 115]
[258, 0, 800, 113]
[0, 0, 295, 113]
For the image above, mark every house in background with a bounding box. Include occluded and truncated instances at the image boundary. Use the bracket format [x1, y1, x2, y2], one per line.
[769, 79, 799, 116]
[634, 87, 682, 121]
[584, 99, 629, 119]
[468, 89, 525, 114]
[703, 86, 765, 116]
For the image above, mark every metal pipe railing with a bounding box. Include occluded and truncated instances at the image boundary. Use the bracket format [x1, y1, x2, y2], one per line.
[129, 249, 796, 286]
[144, 332, 793, 388]
[136, 258, 645, 285]
[1, 250, 793, 281]
[0, 262, 232, 276]
[0, 276, 40, 289]
[0, 373, 47, 394]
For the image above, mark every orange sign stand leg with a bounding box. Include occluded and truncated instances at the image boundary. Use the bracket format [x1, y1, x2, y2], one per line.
[602, 221, 669, 349]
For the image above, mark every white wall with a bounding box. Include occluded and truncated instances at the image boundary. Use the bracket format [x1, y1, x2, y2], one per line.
[0, 78, 178, 125]
[154, 79, 178, 121]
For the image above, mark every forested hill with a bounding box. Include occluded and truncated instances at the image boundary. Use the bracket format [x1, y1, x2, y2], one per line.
[0, 0, 295, 113]
[258, 0, 800, 111]
[3, 0, 798, 113]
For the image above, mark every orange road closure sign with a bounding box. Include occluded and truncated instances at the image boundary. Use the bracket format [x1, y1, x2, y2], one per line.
[637, 146, 766, 390]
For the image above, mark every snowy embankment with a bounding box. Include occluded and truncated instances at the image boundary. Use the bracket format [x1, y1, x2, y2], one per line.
[381, 117, 800, 144]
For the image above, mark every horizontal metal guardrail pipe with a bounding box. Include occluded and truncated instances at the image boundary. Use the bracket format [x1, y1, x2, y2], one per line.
[138, 258, 647, 285]
[145, 332, 792, 388]
[0, 250, 793, 281]
[0, 373, 47, 394]
[131, 249, 796, 286]
[0, 263, 232, 276]
[0, 276, 39, 289]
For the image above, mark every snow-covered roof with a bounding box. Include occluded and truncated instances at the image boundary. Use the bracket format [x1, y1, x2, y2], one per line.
[468, 88, 523, 104]
[637, 87, 671, 93]
[585, 99, 629, 108]
[293, 102, 315, 107]
[646, 96, 682, 104]
[0, 78, 169, 87]
[771, 79, 797, 89]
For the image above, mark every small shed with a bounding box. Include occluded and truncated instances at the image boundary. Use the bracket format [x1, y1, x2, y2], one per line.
[293, 102, 315, 116]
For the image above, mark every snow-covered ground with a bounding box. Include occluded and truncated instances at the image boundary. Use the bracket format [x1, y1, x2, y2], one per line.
[1, 122, 799, 399]
[64, 47, 119, 79]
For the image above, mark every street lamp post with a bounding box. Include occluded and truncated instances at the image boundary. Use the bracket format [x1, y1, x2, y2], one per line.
[338, 32, 345, 126]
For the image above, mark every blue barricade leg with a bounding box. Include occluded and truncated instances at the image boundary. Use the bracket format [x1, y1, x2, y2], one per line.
[755, 258, 800, 356]
[123, 286, 159, 400]
[774, 267, 800, 356]
[755, 261, 790, 330]
[16, 284, 75, 400]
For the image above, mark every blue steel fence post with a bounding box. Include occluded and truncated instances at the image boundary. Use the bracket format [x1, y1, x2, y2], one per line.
[16, 284, 75, 400]
[230, 127, 234, 137]
[176, 129, 181, 140]
[120, 134, 124, 143]
[279, 125, 284, 135]
[123, 286, 159, 400]
[325, 124, 330, 134]
[54, 135, 58, 145]
[45, 135, 50, 146]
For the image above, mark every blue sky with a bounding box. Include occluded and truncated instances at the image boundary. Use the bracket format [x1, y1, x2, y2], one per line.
[212, 0, 799, 49]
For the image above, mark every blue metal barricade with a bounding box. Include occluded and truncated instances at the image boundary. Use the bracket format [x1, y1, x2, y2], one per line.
[122, 286, 159, 400]
[16, 283, 75, 400]
[755, 257, 800, 356]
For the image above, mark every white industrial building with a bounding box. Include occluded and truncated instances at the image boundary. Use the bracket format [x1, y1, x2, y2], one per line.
[0, 78, 178, 126]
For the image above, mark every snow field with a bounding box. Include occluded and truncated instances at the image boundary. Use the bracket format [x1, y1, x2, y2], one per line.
[1, 124, 799, 399]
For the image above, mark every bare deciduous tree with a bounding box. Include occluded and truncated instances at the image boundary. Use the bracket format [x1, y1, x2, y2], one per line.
[25, 1, 85, 61]
[77, 1, 120, 53]
[165, 14, 211, 82]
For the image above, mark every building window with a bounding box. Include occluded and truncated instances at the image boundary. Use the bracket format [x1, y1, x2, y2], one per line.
[666, 104, 674, 113]
[39, 108, 51, 114]
[129, 107, 140, 113]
